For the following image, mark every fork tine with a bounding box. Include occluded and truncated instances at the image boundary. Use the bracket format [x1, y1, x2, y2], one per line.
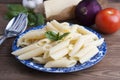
[8, 13, 27, 32]
[8, 13, 23, 30]
[7, 15, 20, 31]
[8, 17, 27, 35]
[12, 13, 27, 30]
[15, 16, 28, 33]
[14, 14, 27, 30]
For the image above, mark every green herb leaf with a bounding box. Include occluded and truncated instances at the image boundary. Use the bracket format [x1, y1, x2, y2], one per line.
[7, 4, 27, 11]
[58, 32, 70, 40]
[35, 14, 45, 26]
[5, 4, 45, 27]
[45, 31, 58, 41]
[5, 4, 28, 20]
[28, 11, 36, 26]
[45, 31, 70, 41]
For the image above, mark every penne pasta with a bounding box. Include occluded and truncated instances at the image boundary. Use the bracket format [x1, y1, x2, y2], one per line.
[74, 45, 97, 59]
[37, 38, 51, 46]
[69, 36, 85, 56]
[45, 22, 59, 32]
[11, 43, 40, 56]
[61, 22, 70, 26]
[49, 40, 70, 54]
[12, 20, 104, 68]
[44, 58, 77, 68]
[84, 38, 104, 47]
[33, 57, 47, 64]
[51, 20, 70, 32]
[50, 48, 69, 60]
[64, 32, 81, 41]
[76, 25, 92, 35]
[70, 25, 78, 33]
[79, 46, 99, 64]
[76, 25, 98, 39]
[17, 28, 46, 47]
[18, 47, 44, 60]
[43, 50, 50, 59]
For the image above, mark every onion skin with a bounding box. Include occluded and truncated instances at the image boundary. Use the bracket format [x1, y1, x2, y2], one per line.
[75, 0, 102, 26]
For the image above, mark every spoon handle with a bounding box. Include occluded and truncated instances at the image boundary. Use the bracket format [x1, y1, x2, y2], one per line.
[0, 35, 7, 45]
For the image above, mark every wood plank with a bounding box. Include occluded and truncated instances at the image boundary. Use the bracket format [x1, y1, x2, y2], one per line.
[0, 0, 21, 4]
[0, 4, 8, 35]
[98, 0, 120, 10]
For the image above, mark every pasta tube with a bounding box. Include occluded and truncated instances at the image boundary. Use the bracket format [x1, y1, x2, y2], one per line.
[49, 40, 70, 54]
[74, 45, 97, 59]
[69, 37, 84, 56]
[79, 46, 99, 64]
[45, 22, 59, 32]
[50, 20, 70, 32]
[44, 58, 77, 68]
[18, 47, 44, 60]
[84, 38, 104, 47]
[50, 48, 69, 60]
[33, 57, 47, 64]
[11, 43, 40, 56]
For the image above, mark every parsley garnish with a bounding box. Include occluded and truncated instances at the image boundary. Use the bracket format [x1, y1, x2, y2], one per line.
[45, 31, 70, 41]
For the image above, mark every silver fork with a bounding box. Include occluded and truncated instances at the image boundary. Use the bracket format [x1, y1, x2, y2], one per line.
[0, 13, 28, 45]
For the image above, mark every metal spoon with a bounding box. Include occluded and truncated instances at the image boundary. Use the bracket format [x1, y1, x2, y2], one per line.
[0, 13, 28, 45]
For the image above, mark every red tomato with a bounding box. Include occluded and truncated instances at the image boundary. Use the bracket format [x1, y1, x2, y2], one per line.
[95, 8, 120, 34]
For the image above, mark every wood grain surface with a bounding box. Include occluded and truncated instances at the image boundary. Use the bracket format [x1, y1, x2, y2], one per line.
[0, 0, 21, 4]
[0, 0, 120, 80]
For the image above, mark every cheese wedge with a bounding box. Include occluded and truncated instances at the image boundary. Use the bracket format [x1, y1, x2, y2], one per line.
[44, 0, 82, 21]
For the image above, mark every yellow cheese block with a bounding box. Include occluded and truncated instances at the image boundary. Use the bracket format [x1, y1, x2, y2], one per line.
[44, 0, 82, 21]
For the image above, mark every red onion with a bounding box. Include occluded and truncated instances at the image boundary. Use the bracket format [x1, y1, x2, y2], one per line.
[75, 0, 102, 26]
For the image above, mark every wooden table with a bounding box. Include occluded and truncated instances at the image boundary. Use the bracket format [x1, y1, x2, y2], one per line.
[0, 0, 120, 80]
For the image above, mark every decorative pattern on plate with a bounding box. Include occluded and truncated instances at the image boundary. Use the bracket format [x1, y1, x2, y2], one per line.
[12, 25, 107, 73]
